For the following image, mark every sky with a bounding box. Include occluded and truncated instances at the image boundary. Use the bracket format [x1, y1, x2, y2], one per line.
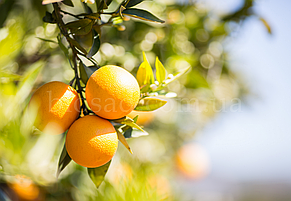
[195, 0, 291, 182]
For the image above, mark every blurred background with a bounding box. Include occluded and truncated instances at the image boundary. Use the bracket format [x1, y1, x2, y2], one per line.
[0, 0, 290, 200]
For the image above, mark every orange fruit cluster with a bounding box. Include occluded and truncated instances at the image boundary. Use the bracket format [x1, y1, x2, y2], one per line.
[29, 65, 140, 168]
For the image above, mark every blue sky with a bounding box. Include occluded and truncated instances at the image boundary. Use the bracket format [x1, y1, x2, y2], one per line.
[196, 0, 291, 182]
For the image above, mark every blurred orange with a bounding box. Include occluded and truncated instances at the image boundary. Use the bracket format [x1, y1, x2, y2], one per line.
[176, 143, 210, 180]
[9, 175, 40, 201]
[128, 111, 154, 126]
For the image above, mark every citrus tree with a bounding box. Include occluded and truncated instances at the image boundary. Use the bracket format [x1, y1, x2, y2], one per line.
[0, 0, 271, 200]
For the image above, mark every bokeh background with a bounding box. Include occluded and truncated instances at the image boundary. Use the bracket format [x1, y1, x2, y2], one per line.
[0, 0, 290, 200]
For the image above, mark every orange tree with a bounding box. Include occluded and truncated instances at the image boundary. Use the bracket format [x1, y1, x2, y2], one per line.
[33, 0, 191, 188]
[0, 0, 271, 199]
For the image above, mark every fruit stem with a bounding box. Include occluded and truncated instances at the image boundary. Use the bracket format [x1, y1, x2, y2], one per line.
[53, 3, 89, 116]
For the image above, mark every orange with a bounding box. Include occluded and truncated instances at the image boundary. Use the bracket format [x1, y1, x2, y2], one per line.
[29, 81, 80, 135]
[128, 110, 154, 125]
[176, 143, 210, 180]
[85, 65, 140, 119]
[10, 175, 40, 200]
[66, 115, 118, 168]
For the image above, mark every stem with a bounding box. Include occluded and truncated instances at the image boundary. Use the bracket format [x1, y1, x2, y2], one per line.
[53, 3, 89, 116]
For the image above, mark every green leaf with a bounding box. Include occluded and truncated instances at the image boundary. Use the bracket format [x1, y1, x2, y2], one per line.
[66, 19, 94, 35]
[106, 0, 113, 7]
[69, 38, 87, 54]
[36, 37, 57, 44]
[82, 2, 93, 13]
[123, 127, 148, 138]
[0, 0, 16, 28]
[131, 129, 148, 138]
[57, 35, 69, 55]
[116, 129, 133, 154]
[17, 62, 43, 104]
[155, 57, 166, 84]
[87, 30, 100, 57]
[125, 0, 144, 8]
[42, 11, 56, 24]
[152, 91, 177, 98]
[88, 160, 111, 188]
[84, 66, 98, 78]
[78, 13, 100, 20]
[62, 0, 74, 7]
[121, 117, 145, 132]
[135, 97, 166, 111]
[79, 62, 89, 84]
[57, 142, 72, 178]
[74, 30, 94, 51]
[122, 8, 165, 23]
[164, 66, 191, 86]
[123, 127, 133, 138]
[96, 0, 108, 11]
[136, 52, 154, 92]
[185, 69, 209, 89]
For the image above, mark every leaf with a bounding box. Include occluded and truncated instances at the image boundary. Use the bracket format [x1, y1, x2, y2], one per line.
[152, 91, 177, 98]
[17, 62, 43, 104]
[116, 129, 133, 154]
[96, 0, 108, 11]
[112, 116, 145, 132]
[62, 0, 74, 7]
[79, 62, 89, 84]
[155, 57, 166, 84]
[135, 97, 166, 111]
[69, 38, 87, 54]
[78, 13, 100, 20]
[66, 19, 94, 35]
[131, 129, 148, 138]
[42, 0, 63, 5]
[122, 8, 165, 23]
[57, 143, 72, 178]
[125, 0, 144, 8]
[42, 11, 56, 24]
[121, 117, 145, 132]
[84, 66, 98, 78]
[132, 115, 138, 123]
[106, 0, 113, 7]
[136, 52, 154, 91]
[87, 30, 100, 57]
[36, 37, 57, 44]
[0, 0, 16, 28]
[124, 127, 148, 138]
[83, 2, 93, 13]
[164, 66, 191, 86]
[123, 127, 133, 138]
[184, 69, 209, 89]
[88, 160, 111, 188]
[74, 30, 94, 51]
[259, 17, 272, 34]
[57, 36, 69, 55]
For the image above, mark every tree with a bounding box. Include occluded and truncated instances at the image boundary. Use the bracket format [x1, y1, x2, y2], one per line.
[0, 0, 270, 200]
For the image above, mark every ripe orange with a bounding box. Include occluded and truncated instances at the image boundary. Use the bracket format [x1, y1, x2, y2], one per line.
[176, 143, 210, 180]
[66, 115, 118, 168]
[29, 81, 80, 135]
[85, 65, 140, 119]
